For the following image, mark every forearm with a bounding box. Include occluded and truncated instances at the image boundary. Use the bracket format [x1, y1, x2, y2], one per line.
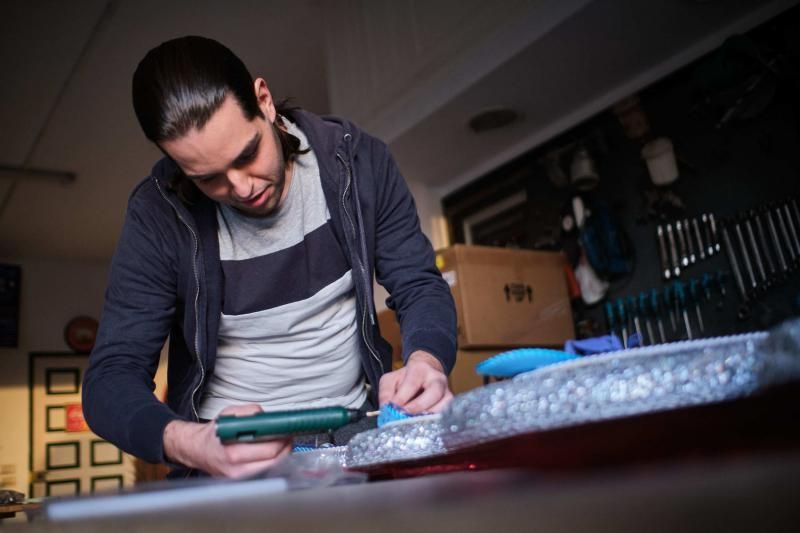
[82, 371, 180, 463]
[163, 419, 204, 466]
[161, 405, 293, 478]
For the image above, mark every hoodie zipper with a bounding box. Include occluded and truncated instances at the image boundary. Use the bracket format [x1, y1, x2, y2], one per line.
[336, 151, 383, 373]
[153, 177, 205, 422]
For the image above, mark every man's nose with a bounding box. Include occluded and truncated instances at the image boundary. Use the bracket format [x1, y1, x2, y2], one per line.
[227, 169, 252, 199]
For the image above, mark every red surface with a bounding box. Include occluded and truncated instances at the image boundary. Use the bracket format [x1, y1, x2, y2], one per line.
[355, 382, 800, 480]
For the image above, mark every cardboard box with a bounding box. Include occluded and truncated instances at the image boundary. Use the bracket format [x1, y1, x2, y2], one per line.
[437, 244, 574, 349]
[448, 349, 505, 395]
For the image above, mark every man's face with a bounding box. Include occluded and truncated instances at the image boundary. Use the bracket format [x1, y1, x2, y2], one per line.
[161, 86, 289, 218]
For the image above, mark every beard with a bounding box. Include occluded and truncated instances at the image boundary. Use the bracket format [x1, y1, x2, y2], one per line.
[234, 121, 289, 218]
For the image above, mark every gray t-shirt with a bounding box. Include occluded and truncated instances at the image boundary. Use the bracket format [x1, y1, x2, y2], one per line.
[198, 119, 366, 418]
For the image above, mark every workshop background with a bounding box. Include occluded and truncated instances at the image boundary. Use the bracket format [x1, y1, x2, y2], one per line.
[1, 0, 799, 513]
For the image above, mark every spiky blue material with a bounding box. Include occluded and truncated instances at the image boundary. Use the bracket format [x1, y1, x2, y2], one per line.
[377, 403, 414, 427]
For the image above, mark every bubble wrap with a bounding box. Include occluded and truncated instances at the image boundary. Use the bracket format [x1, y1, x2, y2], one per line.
[345, 415, 445, 468]
[443, 327, 800, 449]
[346, 320, 800, 468]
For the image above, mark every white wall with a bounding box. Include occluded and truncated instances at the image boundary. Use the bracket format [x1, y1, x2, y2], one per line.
[0, 258, 108, 495]
[0, 257, 169, 502]
[324, 0, 590, 143]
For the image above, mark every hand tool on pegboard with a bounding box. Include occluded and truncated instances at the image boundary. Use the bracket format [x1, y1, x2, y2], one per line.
[717, 197, 800, 323]
[752, 209, 776, 279]
[664, 283, 678, 333]
[702, 214, 715, 257]
[616, 298, 629, 349]
[688, 278, 705, 334]
[764, 207, 789, 275]
[676, 220, 689, 269]
[721, 220, 752, 320]
[692, 218, 706, 261]
[605, 301, 618, 341]
[682, 218, 696, 264]
[666, 223, 680, 278]
[650, 288, 667, 343]
[674, 280, 692, 340]
[743, 215, 768, 288]
[709, 213, 721, 254]
[638, 292, 655, 346]
[734, 220, 758, 294]
[657, 224, 671, 281]
[628, 295, 644, 345]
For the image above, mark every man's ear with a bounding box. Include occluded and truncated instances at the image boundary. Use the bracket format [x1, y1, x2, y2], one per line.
[253, 78, 276, 123]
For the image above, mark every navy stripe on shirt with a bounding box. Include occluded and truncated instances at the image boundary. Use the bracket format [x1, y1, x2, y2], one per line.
[221, 221, 350, 315]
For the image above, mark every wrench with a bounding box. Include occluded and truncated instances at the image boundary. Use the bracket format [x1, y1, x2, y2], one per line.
[744, 218, 767, 284]
[753, 212, 776, 276]
[683, 218, 696, 264]
[676, 220, 689, 268]
[702, 214, 714, 256]
[666, 223, 680, 278]
[783, 203, 800, 259]
[657, 225, 671, 280]
[766, 209, 789, 272]
[775, 206, 797, 263]
[734, 222, 758, 291]
[709, 213, 721, 253]
[692, 218, 706, 261]
[722, 224, 748, 302]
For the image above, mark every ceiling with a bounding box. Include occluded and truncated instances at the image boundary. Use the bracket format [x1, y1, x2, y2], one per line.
[0, 0, 796, 261]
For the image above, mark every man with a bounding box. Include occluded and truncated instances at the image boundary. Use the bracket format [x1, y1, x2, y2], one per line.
[83, 36, 457, 478]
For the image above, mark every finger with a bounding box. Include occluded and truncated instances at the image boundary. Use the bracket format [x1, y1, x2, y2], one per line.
[379, 370, 403, 406]
[218, 403, 263, 417]
[402, 381, 446, 414]
[222, 437, 293, 464]
[427, 389, 454, 414]
[391, 368, 426, 407]
[224, 442, 292, 479]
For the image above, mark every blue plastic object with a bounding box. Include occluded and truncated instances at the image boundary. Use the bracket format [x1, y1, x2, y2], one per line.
[377, 403, 413, 427]
[475, 348, 578, 378]
[564, 335, 623, 356]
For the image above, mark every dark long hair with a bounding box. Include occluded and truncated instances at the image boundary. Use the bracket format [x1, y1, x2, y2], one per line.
[132, 35, 305, 201]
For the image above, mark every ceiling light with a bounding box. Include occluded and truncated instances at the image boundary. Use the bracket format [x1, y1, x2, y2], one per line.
[468, 108, 520, 133]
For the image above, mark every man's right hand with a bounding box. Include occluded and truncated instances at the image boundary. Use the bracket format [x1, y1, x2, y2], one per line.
[162, 404, 292, 478]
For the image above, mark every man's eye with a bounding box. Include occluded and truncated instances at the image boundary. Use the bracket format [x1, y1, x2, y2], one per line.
[235, 150, 258, 167]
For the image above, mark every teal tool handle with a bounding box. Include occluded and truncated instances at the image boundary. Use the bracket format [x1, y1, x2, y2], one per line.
[638, 292, 648, 317]
[216, 406, 359, 443]
[650, 288, 660, 314]
[605, 301, 616, 329]
[674, 280, 686, 306]
[616, 298, 627, 324]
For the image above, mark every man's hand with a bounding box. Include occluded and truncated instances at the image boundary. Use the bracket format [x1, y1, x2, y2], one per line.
[162, 404, 292, 478]
[378, 350, 453, 413]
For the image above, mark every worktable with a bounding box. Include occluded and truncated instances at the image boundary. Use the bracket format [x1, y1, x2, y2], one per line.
[8, 381, 798, 532]
[0, 502, 41, 521]
[7, 451, 800, 532]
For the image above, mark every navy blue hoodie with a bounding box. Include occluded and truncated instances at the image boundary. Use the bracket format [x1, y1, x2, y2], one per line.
[83, 110, 457, 465]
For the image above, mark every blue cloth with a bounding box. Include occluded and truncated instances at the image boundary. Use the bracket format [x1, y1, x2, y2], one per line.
[564, 334, 624, 355]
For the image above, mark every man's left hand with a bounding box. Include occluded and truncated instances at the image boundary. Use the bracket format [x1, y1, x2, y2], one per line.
[378, 350, 453, 414]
